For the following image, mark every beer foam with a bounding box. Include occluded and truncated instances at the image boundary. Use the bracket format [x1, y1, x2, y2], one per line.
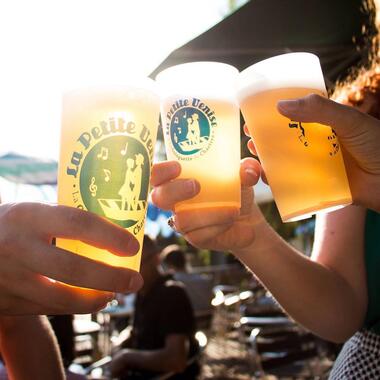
[156, 61, 239, 101]
[64, 77, 160, 106]
[237, 53, 326, 100]
[63, 76, 159, 101]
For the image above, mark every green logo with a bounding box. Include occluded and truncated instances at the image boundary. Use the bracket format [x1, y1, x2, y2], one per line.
[170, 107, 211, 157]
[166, 98, 217, 159]
[79, 135, 150, 228]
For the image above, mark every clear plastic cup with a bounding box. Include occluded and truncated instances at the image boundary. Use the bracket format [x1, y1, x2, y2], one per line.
[156, 62, 241, 212]
[58, 78, 160, 271]
[238, 53, 351, 222]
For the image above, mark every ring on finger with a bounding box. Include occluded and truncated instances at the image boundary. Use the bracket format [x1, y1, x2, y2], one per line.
[167, 216, 178, 232]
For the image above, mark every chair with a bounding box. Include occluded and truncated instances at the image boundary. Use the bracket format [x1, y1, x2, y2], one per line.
[240, 316, 321, 378]
[85, 331, 207, 380]
[174, 272, 215, 328]
[73, 318, 101, 367]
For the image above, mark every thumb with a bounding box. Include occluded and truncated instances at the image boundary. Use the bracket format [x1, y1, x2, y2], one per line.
[277, 93, 380, 139]
[240, 157, 261, 187]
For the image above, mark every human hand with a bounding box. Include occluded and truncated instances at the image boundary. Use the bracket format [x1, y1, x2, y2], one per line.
[276, 94, 380, 212]
[0, 202, 143, 315]
[150, 159, 263, 252]
[110, 348, 135, 376]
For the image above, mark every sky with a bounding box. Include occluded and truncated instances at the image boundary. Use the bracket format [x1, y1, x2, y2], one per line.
[0, 0, 247, 159]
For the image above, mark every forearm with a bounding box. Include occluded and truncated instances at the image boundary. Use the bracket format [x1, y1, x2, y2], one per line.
[111, 347, 187, 376]
[235, 208, 364, 342]
[129, 349, 186, 372]
[0, 316, 65, 380]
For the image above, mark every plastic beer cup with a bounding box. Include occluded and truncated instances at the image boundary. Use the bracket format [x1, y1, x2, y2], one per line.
[156, 62, 241, 212]
[238, 53, 352, 222]
[57, 79, 160, 271]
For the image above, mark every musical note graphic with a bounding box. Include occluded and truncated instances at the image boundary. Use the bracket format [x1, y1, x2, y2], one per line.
[89, 177, 97, 197]
[104, 169, 111, 182]
[97, 147, 108, 160]
[174, 116, 179, 124]
[183, 111, 187, 119]
[121, 142, 128, 156]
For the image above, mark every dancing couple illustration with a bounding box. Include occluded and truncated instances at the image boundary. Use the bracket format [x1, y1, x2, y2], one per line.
[118, 153, 145, 211]
[185, 112, 201, 145]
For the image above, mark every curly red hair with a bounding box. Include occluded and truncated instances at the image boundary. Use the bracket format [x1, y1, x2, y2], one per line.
[333, 0, 380, 118]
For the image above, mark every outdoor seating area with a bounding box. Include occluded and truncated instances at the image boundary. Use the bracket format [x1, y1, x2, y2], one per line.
[46, 267, 335, 380]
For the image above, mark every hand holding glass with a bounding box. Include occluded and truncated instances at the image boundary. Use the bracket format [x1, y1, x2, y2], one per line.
[238, 53, 352, 222]
[156, 62, 241, 212]
[58, 79, 159, 271]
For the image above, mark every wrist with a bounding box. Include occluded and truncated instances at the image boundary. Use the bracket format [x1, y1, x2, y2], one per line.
[233, 212, 272, 260]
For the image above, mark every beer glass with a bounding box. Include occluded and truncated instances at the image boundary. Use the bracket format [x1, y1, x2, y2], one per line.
[156, 62, 241, 212]
[57, 79, 160, 271]
[238, 53, 351, 222]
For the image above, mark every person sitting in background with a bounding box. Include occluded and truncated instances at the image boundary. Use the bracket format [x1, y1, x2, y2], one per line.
[161, 244, 214, 321]
[48, 315, 75, 370]
[110, 236, 200, 380]
[48, 314, 88, 379]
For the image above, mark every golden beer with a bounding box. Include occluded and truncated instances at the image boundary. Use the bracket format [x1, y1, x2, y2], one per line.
[58, 81, 160, 270]
[238, 53, 351, 221]
[157, 62, 241, 212]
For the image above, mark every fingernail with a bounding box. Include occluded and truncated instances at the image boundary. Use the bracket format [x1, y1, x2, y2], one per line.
[245, 167, 258, 180]
[170, 161, 181, 175]
[277, 99, 300, 113]
[129, 274, 143, 292]
[184, 179, 198, 195]
[127, 238, 140, 255]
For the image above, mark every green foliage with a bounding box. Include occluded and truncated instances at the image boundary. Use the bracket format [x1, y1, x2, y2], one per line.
[198, 249, 212, 266]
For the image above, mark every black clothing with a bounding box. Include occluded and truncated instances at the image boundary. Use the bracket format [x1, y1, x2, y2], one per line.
[48, 315, 75, 368]
[125, 275, 199, 380]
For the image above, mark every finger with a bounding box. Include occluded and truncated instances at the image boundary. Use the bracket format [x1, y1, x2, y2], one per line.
[151, 179, 200, 211]
[0, 295, 109, 316]
[30, 276, 114, 314]
[243, 124, 251, 137]
[247, 139, 258, 156]
[150, 161, 181, 186]
[175, 208, 239, 234]
[240, 158, 261, 187]
[2, 275, 114, 315]
[240, 156, 268, 186]
[26, 204, 140, 256]
[261, 169, 269, 185]
[0, 296, 60, 315]
[241, 184, 255, 216]
[19, 242, 143, 293]
[277, 93, 378, 137]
